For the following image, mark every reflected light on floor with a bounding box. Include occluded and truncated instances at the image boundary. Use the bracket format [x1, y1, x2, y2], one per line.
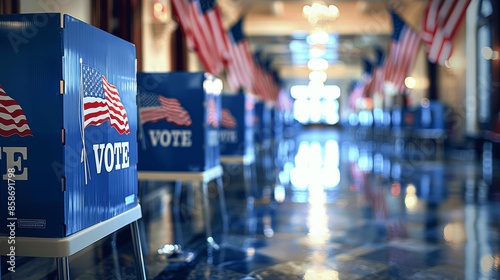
[291, 140, 341, 191]
[307, 187, 330, 246]
[304, 268, 339, 280]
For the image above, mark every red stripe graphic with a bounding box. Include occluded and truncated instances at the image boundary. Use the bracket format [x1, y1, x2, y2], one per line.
[0, 85, 33, 137]
[221, 109, 237, 129]
[207, 98, 219, 128]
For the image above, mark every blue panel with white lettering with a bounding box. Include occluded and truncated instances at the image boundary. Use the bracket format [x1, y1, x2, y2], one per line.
[0, 14, 137, 238]
[220, 93, 254, 157]
[62, 15, 138, 235]
[137, 72, 221, 172]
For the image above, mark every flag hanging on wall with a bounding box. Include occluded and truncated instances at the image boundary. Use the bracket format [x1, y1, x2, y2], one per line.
[421, 0, 471, 65]
[172, 0, 228, 74]
[226, 17, 255, 92]
[384, 11, 421, 93]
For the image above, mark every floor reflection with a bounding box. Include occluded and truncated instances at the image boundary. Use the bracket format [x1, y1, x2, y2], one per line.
[4, 127, 500, 279]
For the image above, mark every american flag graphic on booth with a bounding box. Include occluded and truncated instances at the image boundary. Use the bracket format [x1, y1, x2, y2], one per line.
[0, 85, 33, 137]
[82, 65, 130, 134]
[221, 109, 237, 129]
[139, 93, 192, 127]
[207, 98, 218, 128]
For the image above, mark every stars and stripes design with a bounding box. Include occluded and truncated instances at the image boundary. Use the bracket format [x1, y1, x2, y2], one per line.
[384, 11, 421, 93]
[172, 0, 228, 75]
[221, 108, 237, 129]
[82, 65, 130, 134]
[0, 85, 33, 137]
[139, 93, 192, 127]
[421, 0, 471, 65]
[207, 98, 219, 128]
[364, 48, 386, 98]
[226, 18, 255, 92]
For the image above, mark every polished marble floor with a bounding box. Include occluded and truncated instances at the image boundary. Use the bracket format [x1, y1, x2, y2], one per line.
[3, 127, 500, 279]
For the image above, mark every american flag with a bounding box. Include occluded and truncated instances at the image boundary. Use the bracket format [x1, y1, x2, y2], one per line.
[349, 81, 366, 110]
[207, 98, 219, 128]
[364, 48, 386, 98]
[226, 18, 255, 92]
[221, 109, 237, 129]
[139, 93, 192, 127]
[360, 57, 373, 97]
[172, 0, 227, 74]
[421, 0, 471, 65]
[384, 11, 421, 93]
[82, 65, 130, 135]
[171, 0, 196, 50]
[0, 85, 33, 137]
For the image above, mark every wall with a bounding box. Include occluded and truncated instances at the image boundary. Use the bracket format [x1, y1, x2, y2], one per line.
[438, 23, 467, 142]
[20, 0, 91, 24]
[141, 0, 174, 72]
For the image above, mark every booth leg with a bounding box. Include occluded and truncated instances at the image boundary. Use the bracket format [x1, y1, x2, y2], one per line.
[130, 221, 147, 280]
[57, 256, 70, 280]
[216, 176, 229, 232]
[200, 181, 219, 252]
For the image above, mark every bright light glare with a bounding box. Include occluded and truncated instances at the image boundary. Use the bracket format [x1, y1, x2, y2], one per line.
[358, 110, 373, 126]
[481, 46, 493, 60]
[293, 99, 310, 124]
[310, 99, 322, 123]
[309, 46, 326, 58]
[309, 71, 327, 82]
[309, 31, 330, 45]
[290, 85, 340, 99]
[322, 99, 339, 125]
[308, 58, 328, 71]
[324, 140, 339, 167]
[405, 77, 417, 89]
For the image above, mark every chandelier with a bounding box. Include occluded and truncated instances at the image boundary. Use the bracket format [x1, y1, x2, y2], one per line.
[302, 2, 339, 28]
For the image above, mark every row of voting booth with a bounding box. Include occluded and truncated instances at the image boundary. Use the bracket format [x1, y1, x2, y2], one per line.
[0, 14, 285, 279]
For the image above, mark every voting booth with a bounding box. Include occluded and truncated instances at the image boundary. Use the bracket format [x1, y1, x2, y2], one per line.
[219, 93, 255, 159]
[137, 72, 221, 172]
[0, 14, 138, 238]
[136, 72, 226, 257]
[253, 101, 272, 148]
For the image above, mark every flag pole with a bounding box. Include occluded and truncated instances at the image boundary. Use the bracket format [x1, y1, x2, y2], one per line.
[79, 58, 90, 185]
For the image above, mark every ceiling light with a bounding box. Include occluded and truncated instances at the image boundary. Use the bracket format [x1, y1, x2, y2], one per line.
[309, 46, 326, 58]
[309, 71, 327, 82]
[308, 31, 330, 45]
[303, 3, 339, 26]
[308, 58, 328, 71]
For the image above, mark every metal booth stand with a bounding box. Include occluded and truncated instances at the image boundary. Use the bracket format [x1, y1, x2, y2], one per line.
[138, 165, 228, 261]
[0, 205, 146, 280]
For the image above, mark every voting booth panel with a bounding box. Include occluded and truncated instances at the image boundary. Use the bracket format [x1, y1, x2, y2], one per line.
[137, 72, 221, 172]
[220, 93, 255, 158]
[0, 14, 138, 238]
[253, 101, 272, 147]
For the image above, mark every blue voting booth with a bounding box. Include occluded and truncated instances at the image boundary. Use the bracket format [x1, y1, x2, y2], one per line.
[220, 93, 255, 158]
[137, 72, 221, 172]
[0, 14, 138, 238]
[270, 106, 283, 143]
[254, 101, 272, 147]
